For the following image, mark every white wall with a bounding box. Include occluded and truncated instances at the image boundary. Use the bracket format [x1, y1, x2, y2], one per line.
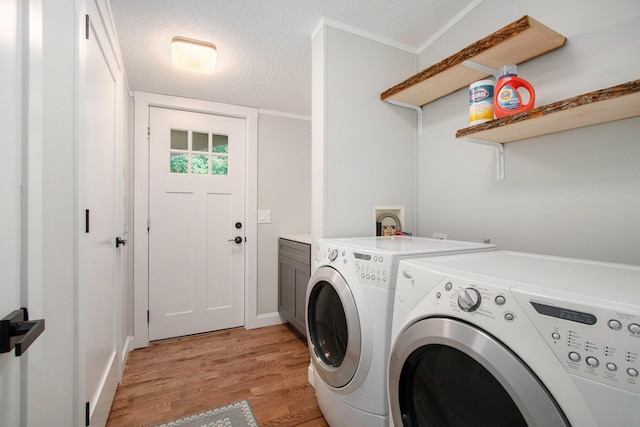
[314, 24, 418, 240]
[257, 113, 311, 315]
[415, 0, 640, 264]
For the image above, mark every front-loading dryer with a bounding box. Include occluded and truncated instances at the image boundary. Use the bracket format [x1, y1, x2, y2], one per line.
[305, 236, 494, 426]
[389, 251, 640, 427]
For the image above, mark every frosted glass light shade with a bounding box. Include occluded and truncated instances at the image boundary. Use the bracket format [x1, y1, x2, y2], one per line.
[171, 36, 217, 74]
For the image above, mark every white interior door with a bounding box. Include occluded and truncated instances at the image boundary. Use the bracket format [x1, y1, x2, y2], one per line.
[149, 107, 246, 341]
[0, 0, 22, 424]
[82, 12, 120, 426]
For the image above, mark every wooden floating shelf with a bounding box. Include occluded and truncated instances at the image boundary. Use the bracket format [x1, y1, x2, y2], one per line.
[381, 16, 567, 107]
[455, 79, 640, 143]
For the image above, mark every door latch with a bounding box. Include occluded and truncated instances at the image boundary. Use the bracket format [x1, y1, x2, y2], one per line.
[115, 237, 127, 248]
[1, 307, 45, 357]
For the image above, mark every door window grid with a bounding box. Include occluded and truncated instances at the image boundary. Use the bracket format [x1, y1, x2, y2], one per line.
[170, 129, 229, 175]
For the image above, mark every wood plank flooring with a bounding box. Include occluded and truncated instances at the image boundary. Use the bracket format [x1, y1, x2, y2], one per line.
[106, 324, 328, 427]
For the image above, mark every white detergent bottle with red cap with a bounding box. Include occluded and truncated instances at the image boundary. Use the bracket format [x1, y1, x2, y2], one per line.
[493, 65, 535, 118]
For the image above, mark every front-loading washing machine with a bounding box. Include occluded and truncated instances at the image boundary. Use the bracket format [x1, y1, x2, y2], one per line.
[305, 236, 494, 426]
[388, 251, 640, 427]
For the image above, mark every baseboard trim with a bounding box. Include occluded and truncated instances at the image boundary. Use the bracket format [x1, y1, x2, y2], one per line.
[121, 335, 134, 370]
[252, 312, 285, 329]
[90, 352, 119, 427]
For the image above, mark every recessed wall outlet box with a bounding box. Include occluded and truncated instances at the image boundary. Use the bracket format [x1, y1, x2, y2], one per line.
[258, 210, 272, 224]
[374, 206, 405, 235]
[433, 232, 448, 240]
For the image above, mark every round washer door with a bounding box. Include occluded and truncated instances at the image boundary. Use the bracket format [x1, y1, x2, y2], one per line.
[306, 265, 360, 388]
[389, 318, 570, 427]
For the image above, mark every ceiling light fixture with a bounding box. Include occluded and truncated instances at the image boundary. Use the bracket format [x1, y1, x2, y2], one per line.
[171, 36, 217, 74]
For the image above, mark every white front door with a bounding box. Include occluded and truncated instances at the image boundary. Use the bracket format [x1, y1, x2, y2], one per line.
[0, 0, 22, 424]
[149, 107, 246, 341]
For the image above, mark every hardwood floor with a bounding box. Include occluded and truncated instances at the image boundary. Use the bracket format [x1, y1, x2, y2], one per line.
[106, 324, 328, 427]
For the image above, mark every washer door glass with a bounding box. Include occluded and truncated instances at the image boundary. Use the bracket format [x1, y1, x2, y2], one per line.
[389, 318, 569, 427]
[400, 345, 526, 426]
[309, 281, 348, 367]
[307, 266, 361, 388]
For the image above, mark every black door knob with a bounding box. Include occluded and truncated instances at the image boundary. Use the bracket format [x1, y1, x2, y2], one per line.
[229, 236, 243, 244]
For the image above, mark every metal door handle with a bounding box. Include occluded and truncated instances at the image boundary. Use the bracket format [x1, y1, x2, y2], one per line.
[1, 308, 45, 357]
[228, 236, 243, 244]
[115, 237, 127, 248]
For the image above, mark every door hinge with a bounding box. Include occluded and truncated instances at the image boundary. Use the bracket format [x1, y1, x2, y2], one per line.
[147, 218, 150, 232]
[85, 209, 90, 233]
[85, 401, 90, 426]
[85, 15, 90, 40]
[147, 126, 151, 140]
[147, 310, 150, 323]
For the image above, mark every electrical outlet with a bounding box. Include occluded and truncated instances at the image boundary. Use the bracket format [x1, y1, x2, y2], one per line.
[257, 210, 271, 224]
[433, 232, 448, 240]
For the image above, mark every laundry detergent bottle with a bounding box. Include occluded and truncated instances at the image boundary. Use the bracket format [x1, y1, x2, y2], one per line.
[493, 65, 535, 118]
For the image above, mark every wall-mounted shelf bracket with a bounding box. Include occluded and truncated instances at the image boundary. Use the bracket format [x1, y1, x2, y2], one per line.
[462, 138, 505, 181]
[462, 60, 500, 79]
[385, 100, 423, 135]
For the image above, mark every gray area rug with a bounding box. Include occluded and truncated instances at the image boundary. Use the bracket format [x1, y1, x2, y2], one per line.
[152, 400, 259, 427]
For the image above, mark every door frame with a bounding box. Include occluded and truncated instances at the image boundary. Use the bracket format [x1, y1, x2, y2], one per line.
[133, 92, 259, 348]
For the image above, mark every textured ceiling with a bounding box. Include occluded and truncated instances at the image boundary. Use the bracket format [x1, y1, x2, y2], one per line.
[109, 0, 477, 117]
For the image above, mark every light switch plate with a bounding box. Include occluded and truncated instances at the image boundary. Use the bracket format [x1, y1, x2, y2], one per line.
[258, 210, 272, 224]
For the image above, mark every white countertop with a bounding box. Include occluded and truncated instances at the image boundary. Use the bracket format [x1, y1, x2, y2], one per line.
[280, 233, 312, 245]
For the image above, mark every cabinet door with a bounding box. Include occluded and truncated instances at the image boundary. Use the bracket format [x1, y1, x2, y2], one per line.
[278, 239, 311, 336]
[294, 263, 311, 333]
[278, 256, 296, 321]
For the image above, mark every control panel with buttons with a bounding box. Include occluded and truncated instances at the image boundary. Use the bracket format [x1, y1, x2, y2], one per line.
[410, 275, 522, 328]
[433, 278, 519, 323]
[319, 245, 395, 289]
[512, 288, 640, 395]
[404, 270, 640, 395]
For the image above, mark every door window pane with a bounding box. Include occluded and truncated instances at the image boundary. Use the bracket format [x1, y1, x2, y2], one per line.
[169, 129, 228, 175]
[170, 153, 189, 173]
[212, 134, 228, 153]
[171, 130, 188, 150]
[191, 154, 209, 174]
[193, 132, 208, 152]
[211, 156, 228, 175]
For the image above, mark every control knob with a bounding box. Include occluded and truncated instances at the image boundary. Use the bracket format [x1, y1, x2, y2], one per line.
[328, 248, 339, 262]
[458, 287, 482, 312]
